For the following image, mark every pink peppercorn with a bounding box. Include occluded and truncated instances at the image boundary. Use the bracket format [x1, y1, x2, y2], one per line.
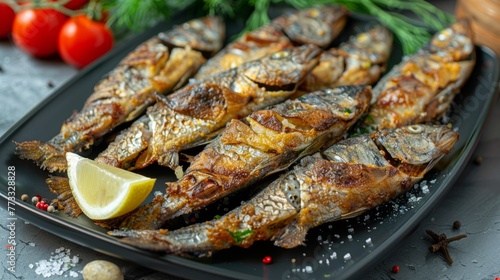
[262, 256, 272, 264]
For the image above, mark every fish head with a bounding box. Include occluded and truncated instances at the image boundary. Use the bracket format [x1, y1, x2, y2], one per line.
[429, 19, 474, 62]
[158, 16, 225, 58]
[272, 6, 348, 48]
[375, 124, 459, 165]
[341, 25, 393, 65]
[242, 44, 322, 91]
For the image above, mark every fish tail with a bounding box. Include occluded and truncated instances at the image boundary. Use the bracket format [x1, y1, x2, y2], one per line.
[46, 176, 83, 217]
[108, 229, 200, 255]
[109, 223, 220, 256]
[110, 229, 179, 252]
[14, 140, 68, 173]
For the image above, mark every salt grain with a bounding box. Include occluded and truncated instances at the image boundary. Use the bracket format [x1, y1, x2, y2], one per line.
[365, 238, 372, 244]
[305, 266, 313, 273]
[30, 247, 80, 278]
[421, 185, 429, 194]
[343, 253, 351, 261]
[330, 252, 337, 259]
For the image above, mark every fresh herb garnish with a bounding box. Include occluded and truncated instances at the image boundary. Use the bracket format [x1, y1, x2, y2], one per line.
[228, 229, 254, 244]
[365, 114, 375, 124]
[344, 108, 352, 114]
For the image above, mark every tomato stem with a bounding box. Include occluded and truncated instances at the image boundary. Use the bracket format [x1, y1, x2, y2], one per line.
[85, 0, 103, 22]
[15, 0, 89, 17]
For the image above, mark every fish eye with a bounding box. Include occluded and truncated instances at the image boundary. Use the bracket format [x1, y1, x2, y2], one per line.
[407, 125, 423, 133]
[271, 51, 290, 60]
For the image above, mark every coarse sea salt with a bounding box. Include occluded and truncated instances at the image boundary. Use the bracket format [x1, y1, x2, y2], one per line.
[343, 253, 351, 261]
[30, 247, 80, 278]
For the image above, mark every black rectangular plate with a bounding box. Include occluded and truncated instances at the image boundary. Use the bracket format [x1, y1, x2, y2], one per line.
[1, 10, 499, 280]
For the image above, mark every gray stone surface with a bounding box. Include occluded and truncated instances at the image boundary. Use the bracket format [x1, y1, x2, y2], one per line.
[1, 1, 499, 279]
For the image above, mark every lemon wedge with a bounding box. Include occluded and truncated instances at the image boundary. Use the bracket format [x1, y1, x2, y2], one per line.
[66, 152, 156, 220]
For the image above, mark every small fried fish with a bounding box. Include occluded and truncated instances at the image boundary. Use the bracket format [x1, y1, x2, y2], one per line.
[362, 20, 475, 130]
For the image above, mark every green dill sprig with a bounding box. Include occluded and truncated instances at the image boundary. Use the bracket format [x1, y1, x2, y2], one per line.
[101, 0, 194, 32]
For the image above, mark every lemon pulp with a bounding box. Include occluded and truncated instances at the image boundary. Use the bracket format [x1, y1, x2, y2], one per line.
[66, 152, 155, 220]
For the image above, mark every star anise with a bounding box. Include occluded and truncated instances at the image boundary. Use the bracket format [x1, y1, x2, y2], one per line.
[426, 229, 467, 265]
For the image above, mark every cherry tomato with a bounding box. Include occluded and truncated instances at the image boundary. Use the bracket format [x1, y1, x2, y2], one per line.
[58, 15, 113, 68]
[0, 3, 16, 39]
[12, 9, 67, 57]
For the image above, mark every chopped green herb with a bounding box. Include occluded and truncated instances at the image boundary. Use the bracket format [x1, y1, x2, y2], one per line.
[214, 214, 221, 219]
[359, 127, 370, 134]
[365, 115, 375, 124]
[344, 108, 352, 114]
[228, 229, 254, 244]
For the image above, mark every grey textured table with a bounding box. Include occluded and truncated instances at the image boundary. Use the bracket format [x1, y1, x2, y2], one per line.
[1, 1, 499, 279]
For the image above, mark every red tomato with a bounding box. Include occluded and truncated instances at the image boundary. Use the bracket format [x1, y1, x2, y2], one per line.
[0, 3, 16, 39]
[12, 9, 67, 57]
[58, 15, 113, 68]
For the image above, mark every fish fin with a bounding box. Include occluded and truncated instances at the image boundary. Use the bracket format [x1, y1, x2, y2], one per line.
[14, 141, 68, 173]
[179, 153, 195, 164]
[124, 105, 149, 122]
[422, 154, 445, 175]
[134, 146, 158, 169]
[157, 149, 181, 170]
[272, 220, 308, 249]
[46, 176, 83, 217]
[340, 207, 368, 219]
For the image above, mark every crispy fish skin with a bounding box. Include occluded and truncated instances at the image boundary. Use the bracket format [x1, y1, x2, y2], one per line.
[192, 24, 293, 81]
[95, 45, 322, 171]
[110, 124, 458, 254]
[271, 5, 348, 48]
[299, 24, 393, 93]
[364, 20, 475, 130]
[193, 6, 348, 80]
[116, 86, 371, 230]
[14, 16, 225, 173]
